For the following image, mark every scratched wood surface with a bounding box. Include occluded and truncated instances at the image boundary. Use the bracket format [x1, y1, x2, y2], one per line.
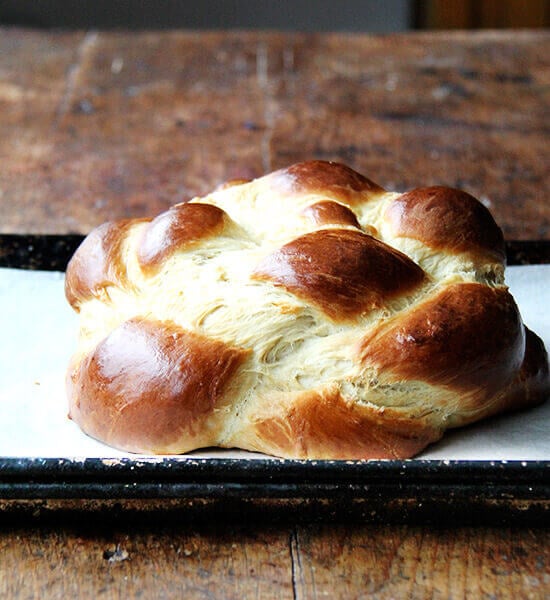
[0, 28, 549, 238]
[0, 504, 549, 600]
[1, 28, 550, 599]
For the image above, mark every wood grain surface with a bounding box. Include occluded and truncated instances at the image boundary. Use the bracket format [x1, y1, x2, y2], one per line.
[1, 28, 549, 599]
[0, 503, 548, 599]
[0, 28, 548, 238]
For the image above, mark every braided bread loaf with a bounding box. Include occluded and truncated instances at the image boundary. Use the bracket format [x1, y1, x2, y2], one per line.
[65, 161, 549, 459]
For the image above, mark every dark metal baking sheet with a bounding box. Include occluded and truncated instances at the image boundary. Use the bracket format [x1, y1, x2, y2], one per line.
[0, 457, 549, 501]
[0, 235, 549, 271]
[0, 457, 548, 526]
[0, 235, 548, 511]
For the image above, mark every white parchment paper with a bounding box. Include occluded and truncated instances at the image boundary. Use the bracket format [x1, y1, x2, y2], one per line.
[0, 265, 548, 460]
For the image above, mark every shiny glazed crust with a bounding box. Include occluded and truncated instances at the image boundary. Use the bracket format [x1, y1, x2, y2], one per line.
[65, 160, 549, 458]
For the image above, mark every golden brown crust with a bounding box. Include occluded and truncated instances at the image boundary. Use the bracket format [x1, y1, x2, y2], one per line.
[301, 200, 361, 229]
[268, 160, 384, 205]
[65, 160, 549, 458]
[65, 219, 148, 310]
[384, 186, 505, 262]
[360, 283, 524, 397]
[237, 389, 442, 459]
[137, 203, 228, 274]
[498, 327, 550, 415]
[253, 229, 426, 321]
[215, 178, 251, 191]
[520, 327, 550, 396]
[68, 318, 249, 453]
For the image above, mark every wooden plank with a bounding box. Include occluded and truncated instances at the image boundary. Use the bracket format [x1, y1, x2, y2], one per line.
[0, 30, 267, 233]
[0, 29, 548, 239]
[505, 0, 550, 27]
[418, 0, 550, 28]
[0, 524, 294, 599]
[423, 0, 473, 29]
[266, 31, 550, 240]
[0, 520, 548, 599]
[290, 524, 550, 599]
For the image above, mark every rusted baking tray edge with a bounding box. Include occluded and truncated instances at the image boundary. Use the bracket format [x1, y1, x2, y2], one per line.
[0, 235, 549, 270]
[0, 458, 548, 503]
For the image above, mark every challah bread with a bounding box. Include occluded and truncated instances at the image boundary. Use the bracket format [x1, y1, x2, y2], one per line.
[65, 160, 549, 459]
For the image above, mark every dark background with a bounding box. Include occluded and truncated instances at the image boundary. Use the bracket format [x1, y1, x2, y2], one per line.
[0, 0, 413, 31]
[0, 0, 548, 31]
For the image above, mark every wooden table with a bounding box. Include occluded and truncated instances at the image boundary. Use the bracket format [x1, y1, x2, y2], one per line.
[1, 28, 549, 598]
